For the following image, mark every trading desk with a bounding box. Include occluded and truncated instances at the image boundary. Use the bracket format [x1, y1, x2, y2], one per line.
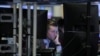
[37, 48, 55, 56]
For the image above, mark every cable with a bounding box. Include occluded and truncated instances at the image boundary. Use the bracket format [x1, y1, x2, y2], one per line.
[63, 32, 78, 50]
[72, 47, 85, 56]
[63, 36, 86, 56]
[62, 31, 87, 56]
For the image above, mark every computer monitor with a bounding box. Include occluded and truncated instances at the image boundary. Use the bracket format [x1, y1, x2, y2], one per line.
[21, 9, 47, 39]
[63, 3, 99, 56]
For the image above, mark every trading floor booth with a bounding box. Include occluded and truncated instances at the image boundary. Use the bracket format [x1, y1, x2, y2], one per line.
[0, 0, 99, 56]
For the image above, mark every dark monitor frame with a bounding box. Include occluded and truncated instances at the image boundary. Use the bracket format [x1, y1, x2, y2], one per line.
[63, 3, 99, 56]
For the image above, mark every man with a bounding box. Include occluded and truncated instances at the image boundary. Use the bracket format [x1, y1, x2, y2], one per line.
[37, 19, 62, 53]
[45, 19, 62, 52]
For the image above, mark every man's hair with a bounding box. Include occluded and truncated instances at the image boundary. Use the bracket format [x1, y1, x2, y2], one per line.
[57, 19, 64, 28]
[47, 19, 58, 29]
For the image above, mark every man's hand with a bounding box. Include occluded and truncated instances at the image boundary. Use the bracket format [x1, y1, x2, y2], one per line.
[53, 34, 61, 45]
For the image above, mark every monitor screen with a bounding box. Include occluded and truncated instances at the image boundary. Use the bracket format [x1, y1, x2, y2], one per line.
[63, 3, 99, 56]
[63, 3, 99, 32]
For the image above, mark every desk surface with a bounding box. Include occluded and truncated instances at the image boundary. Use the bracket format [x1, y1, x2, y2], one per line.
[37, 48, 55, 53]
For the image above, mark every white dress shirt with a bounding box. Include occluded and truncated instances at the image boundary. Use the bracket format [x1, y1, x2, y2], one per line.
[43, 39, 50, 49]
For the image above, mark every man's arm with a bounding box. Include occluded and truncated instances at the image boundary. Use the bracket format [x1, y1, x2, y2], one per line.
[53, 34, 62, 53]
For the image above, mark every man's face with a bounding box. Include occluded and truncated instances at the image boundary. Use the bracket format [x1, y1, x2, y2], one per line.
[47, 25, 58, 41]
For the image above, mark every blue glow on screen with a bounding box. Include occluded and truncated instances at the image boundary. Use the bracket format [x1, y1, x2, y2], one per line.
[97, 3, 100, 17]
[0, 5, 11, 8]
